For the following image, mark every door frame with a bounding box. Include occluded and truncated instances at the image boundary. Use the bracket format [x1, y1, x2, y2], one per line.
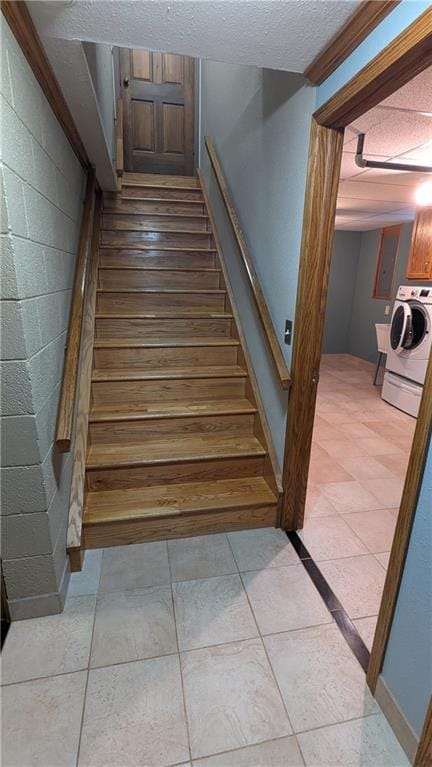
[281, 4, 432, 703]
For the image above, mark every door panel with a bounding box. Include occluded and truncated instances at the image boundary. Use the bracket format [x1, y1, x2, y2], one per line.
[121, 48, 194, 175]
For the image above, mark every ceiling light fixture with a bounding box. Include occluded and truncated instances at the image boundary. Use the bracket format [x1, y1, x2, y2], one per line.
[355, 133, 432, 173]
[415, 180, 432, 206]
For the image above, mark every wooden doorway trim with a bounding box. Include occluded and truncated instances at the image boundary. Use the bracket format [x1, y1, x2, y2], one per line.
[281, 5, 432, 700]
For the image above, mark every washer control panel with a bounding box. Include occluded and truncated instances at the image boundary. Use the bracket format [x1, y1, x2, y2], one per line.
[397, 285, 432, 303]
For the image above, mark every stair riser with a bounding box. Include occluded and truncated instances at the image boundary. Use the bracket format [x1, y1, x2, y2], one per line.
[94, 345, 239, 369]
[82, 505, 278, 549]
[122, 186, 203, 201]
[89, 414, 255, 443]
[91, 377, 247, 404]
[98, 269, 221, 290]
[104, 199, 206, 216]
[95, 317, 233, 338]
[102, 214, 210, 233]
[99, 250, 217, 269]
[101, 231, 213, 249]
[96, 292, 225, 315]
[86, 455, 266, 491]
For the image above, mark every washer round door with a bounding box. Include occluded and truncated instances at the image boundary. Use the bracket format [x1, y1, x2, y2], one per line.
[390, 300, 429, 354]
[390, 302, 412, 353]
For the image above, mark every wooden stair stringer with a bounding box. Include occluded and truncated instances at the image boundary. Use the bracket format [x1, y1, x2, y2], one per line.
[198, 169, 283, 513]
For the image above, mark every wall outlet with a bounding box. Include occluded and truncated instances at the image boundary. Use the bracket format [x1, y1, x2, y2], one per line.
[285, 320, 292, 345]
[384, 305, 391, 316]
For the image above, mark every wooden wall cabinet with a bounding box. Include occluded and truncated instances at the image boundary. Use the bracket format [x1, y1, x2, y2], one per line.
[406, 207, 432, 281]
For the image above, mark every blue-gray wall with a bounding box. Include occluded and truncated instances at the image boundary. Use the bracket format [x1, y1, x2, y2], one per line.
[323, 223, 430, 363]
[382, 436, 432, 737]
[199, 61, 315, 464]
[322, 231, 361, 354]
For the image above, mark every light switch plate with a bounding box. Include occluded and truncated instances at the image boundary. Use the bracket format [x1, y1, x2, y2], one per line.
[384, 305, 391, 316]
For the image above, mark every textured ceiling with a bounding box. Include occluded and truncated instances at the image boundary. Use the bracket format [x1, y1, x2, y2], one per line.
[28, 0, 361, 72]
[336, 67, 432, 231]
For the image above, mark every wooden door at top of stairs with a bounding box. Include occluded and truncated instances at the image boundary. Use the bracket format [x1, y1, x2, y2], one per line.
[120, 48, 195, 176]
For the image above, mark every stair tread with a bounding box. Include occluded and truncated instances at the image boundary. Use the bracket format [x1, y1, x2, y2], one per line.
[93, 337, 239, 348]
[101, 244, 217, 252]
[87, 435, 266, 469]
[84, 477, 276, 524]
[98, 266, 221, 272]
[103, 210, 209, 219]
[97, 288, 225, 294]
[123, 173, 199, 189]
[95, 312, 233, 319]
[102, 226, 212, 236]
[92, 365, 247, 382]
[90, 398, 257, 422]
[121, 196, 204, 204]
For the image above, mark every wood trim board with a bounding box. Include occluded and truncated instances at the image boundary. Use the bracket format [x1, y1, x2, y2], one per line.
[414, 697, 432, 767]
[1, 0, 90, 169]
[281, 4, 432, 711]
[305, 0, 401, 85]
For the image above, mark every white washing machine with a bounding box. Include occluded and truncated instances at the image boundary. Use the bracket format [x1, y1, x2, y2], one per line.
[382, 285, 432, 417]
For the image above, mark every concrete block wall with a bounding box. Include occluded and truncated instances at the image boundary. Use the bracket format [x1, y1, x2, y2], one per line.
[0, 17, 86, 620]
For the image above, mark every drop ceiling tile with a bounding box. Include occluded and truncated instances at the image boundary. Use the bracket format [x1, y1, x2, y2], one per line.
[394, 140, 432, 164]
[381, 67, 432, 113]
[336, 197, 413, 213]
[344, 112, 432, 158]
[338, 180, 414, 204]
[344, 107, 391, 145]
[356, 167, 431, 187]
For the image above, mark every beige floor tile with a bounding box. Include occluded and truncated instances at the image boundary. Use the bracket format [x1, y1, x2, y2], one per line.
[68, 549, 103, 597]
[338, 422, 380, 439]
[304, 485, 338, 518]
[90, 585, 177, 668]
[310, 442, 332, 462]
[361, 477, 405, 508]
[312, 423, 346, 441]
[357, 436, 404, 456]
[241, 565, 331, 634]
[181, 638, 291, 759]
[99, 541, 170, 592]
[375, 453, 409, 476]
[320, 480, 384, 513]
[298, 714, 409, 766]
[265, 624, 378, 731]
[192, 736, 304, 766]
[319, 555, 386, 619]
[298, 516, 368, 561]
[2, 671, 87, 767]
[168, 534, 237, 582]
[227, 527, 299, 571]
[353, 616, 377, 651]
[338, 455, 395, 481]
[375, 551, 391, 569]
[79, 655, 189, 767]
[317, 439, 367, 459]
[308, 458, 354, 485]
[1, 595, 95, 684]
[342, 510, 396, 554]
[173, 574, 257, 651]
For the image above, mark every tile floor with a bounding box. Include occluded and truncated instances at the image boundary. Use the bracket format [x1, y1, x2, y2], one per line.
[1, 354, 415, 767]
[2, 527, 409, 766]
[302, 354, 415, 649]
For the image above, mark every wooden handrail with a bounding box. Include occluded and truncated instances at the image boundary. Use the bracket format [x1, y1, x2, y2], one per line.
[67, 193, 102, 570]
[204, 136, 291, 390]
[116, 98, 124, 178]
[56, 170, 96, 452]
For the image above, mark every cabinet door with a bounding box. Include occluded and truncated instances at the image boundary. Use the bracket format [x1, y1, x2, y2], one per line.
[406, 207, 432, 280]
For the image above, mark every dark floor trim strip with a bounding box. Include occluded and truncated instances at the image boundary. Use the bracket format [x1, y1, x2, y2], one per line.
[287, 531, 370, 673]
[1, 618, 10, 649]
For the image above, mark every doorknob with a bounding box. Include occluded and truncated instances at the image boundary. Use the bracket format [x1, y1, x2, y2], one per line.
[123, 77, 129, 87]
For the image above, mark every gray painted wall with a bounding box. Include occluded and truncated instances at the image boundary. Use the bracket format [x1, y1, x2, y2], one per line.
[0, 17, 85, 619]
[322, 231, 361, 354]
[199, 60, 315, 463]
[382, 436, 432, 737]
[323, 222, 430, 363]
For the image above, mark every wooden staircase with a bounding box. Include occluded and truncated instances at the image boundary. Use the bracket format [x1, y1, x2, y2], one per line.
[80, 172, 281, 550]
